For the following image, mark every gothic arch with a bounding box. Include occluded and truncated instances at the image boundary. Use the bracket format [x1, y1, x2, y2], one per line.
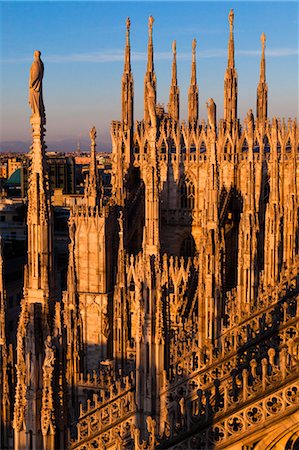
[254, 412, 299, 450]
[179, 176, 195, 209]
[180, 234, 195, 258]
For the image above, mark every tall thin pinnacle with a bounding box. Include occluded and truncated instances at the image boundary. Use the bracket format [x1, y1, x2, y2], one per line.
[147, 15, 154, 75]
[171, 40, 177, 86]
[122, 17, 134, 129]
[191, 38, 197, 85]
[256, 32, 267, 122]
[168, 40, 179, 121]
[228, 9, 235, 69]
[124, 17, 131, 74]
[89, 126, 97, 182]
[188, 38, 198, 123]
[85, 126, 100, 207]
[260, 32, 266, 83]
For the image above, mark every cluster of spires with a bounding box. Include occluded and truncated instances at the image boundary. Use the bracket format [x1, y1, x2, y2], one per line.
[121, 10, 268, 127]
[0, 10, 272, 450]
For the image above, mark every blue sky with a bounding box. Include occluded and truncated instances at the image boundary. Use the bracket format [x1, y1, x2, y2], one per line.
[0, 1, 298, 152]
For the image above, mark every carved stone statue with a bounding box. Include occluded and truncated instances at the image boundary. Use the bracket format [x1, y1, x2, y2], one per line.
[126, 17, 131, 31]
[29, 50, 45, 118]
[246, 108, 254, 136]
[172, 40, 176, 55]
[89, 126, 97, 143]
[146, 81, 157, 128]
[43, 335, 55, 368]
[206, 98, 216, 131]
[146, 416, 156, 449]
[229, 9, 234, 30]
[148, 15, 154, 33]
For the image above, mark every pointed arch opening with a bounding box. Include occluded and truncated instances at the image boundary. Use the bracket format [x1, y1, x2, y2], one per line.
[180, 234, 195, 258]
[180, 176, 195, 209]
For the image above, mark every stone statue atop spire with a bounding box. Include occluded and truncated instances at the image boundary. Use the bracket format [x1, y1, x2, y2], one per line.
[192, 37, 196, 55]
[172, 40, 176, 55]
[229, 9, 234, 33]
[14, 50, 56, 450]
[148, 15, 154, 35]
[29, 50, 45, 120]
[126, 16, 130, 32]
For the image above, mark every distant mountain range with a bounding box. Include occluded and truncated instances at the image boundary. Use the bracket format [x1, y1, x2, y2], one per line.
[0, 138, 112, 153]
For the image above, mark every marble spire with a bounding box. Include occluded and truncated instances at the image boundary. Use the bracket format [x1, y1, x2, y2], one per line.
[224, 9, 238, 123]
[122, 17, 134, 129]
[144, 16, 157, 124]
[188, 38, 199, 123]
[168, 40, 180, 121]
[256, 32, 268, 122]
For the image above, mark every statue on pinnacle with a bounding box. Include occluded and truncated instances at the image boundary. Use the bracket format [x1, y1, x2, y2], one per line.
[29, 50, 45, 120]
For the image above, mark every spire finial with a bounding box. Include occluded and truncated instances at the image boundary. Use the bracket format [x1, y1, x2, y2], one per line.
[124, 17, 131, 73]
[192, 38, 196, 62]
[126, 17, 131, 32]
[259, 32, 266, 83]
[172, 40, 176, 56]
[146, 15, 155, 75]
[190, 38, 197, 84]
[229, 9, 234, 34]
[89, 125, 97, 179]
[89, 126, 96, 145]
[86, 126, 100, 207]
[171, 40, 177, 84]
[188, 38, 198, 122]
[227, 9, 235, 69]
[169, 40, 179, 120]
[261, 32, 266, 50]
[256, 31, 267, 121]
[149, 15, 154, 36]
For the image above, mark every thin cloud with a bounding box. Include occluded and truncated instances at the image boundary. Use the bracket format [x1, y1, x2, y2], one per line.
[1, 47, 298, 64]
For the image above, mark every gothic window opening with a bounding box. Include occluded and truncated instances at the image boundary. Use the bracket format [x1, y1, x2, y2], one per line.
[286, 139, 291, 153]
[180, 176, 195, 209]
[200, 142, 206, 153]
[264, 135, 270, 153]
[134, 142, 140, 154]
[224, 140, 230, 154]
[170, 141, 176, 153]
[253, 139, 259, 153]
[161, 141, 167, 154]
[180, 234, 195, 258]
[144, 141, 148, 154]
[190, 142, 196, 153]
[242, 138, 248, 152]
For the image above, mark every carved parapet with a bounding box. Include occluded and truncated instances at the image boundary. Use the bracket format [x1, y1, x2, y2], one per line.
[71, 370, 136, 449]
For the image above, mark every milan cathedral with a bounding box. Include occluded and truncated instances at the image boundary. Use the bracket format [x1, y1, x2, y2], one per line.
[1, 9, 299, 450]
